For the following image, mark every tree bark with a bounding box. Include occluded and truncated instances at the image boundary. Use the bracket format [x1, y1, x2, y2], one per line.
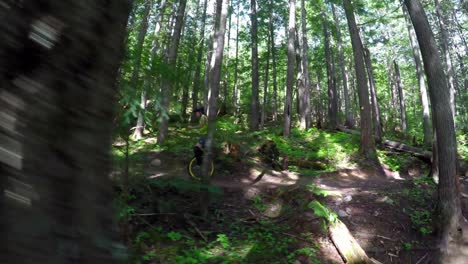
[387, 63, 399, 128]
[131, 0, 152, 140]
[363, 48, 383, 143]
[434, 0, 457, 122]
[223, 3, 232, 114]
[261, 32, 270, 127]
[332, 3, 353, 128]
[403, 5, 432, 147]
[299, 0, 311, 129]
[393, 60, 407, 134]
[315, 73, 324, 129]
[404, 0, 462, 259]
[323, 9, 338, 130]
[147, 0, 169, 123]
[250, 0, 260, 130]
[158, 0, 187, 144]
[191, 0, 208, 122]
[0, 0, 131, 262]
[343, 0, 376, 159]
[233, 0, 241, 116]
[284, 0, 296, 137]
[202, 2, 215, 110]
[270, 0, 279, 122]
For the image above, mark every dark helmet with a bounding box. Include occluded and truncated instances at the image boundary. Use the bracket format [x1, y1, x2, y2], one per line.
[193, 106, 204, 114]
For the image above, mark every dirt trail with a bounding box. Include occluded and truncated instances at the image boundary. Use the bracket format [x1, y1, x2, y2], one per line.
[143, 151, 468, 263]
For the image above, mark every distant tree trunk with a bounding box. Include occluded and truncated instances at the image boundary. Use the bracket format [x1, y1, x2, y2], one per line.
[203, 41, 212, 109]
[403, 5, 432, 146]
[191, 0, 208, 122]
[261, 33, 271, 127]
[387, 63, 399, 128]
[270, 0, 279, 122]
[250, 0, 260, 130]
[332, 3, 353, 128]
[201, 0, 229, 216]
[363, 48, 382, 143]
[299, 0, 311, 129]
[131, 0, 152, 140]
[284, 0, 296, 137]
[434, 0, 457, 122]
[404, 0, 462, 259]
[223, 4, 232, 114]
[158, 0, 187, 144]
[315, 74, 324, 128]
[0, 0, 131, 262]
[393, 60, 407, 134]
[322, 10, 338, 130]
[202, 1, 216, 110]
[233, 1, 240, 116]
[147, 0, 168, 123]
[343, 0, 376, 159]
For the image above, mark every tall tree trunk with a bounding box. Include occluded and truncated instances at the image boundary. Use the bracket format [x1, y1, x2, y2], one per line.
[405, 0, 462, 260]
[323, 9, 338, 130]
[191, 0, 208, 122]
[394, 60, 407, 134]
[387, 62, 399, 128]
[250, 0, 260, 130]
[332, 3, 353, 128]
[147, 0, 169, 122]
[223, 4, 232, 114]
[261, 33, 271, 127]
[284, 0, 296, 137]
[270, 0, 279, 122]
[233, 0, 240, 116]
[434, 0, 457, 122]
[315, 74, 324, 128]
[158, 0, 187, 144]
[201, 0, 229, 216]
[131, 0, 152, 140]
[343, 0, 376, 159]
[299, 0, 311, 129]
[363, 48, 383, 143]
[0, 0, 131, 262]
[203, 0, 215, 109]
[403, 5, 432, 146]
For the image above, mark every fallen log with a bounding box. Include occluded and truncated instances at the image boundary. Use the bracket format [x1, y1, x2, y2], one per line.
[329, 219, 381, 264]
[382, 140, 432, 162]
[336, 126, 467, 176]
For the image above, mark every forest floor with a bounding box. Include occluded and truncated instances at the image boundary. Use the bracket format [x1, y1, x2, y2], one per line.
[114, 121, 468, 264]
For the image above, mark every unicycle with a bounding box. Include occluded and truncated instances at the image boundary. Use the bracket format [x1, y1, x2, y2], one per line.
[187, 156, 214, 180]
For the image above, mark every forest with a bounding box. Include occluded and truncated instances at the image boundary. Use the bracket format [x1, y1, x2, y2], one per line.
[0, 0, 467, 263]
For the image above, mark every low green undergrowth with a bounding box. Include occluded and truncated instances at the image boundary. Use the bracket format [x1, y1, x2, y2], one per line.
[399, 177, 436, 235]
[130, 218, 319, 264]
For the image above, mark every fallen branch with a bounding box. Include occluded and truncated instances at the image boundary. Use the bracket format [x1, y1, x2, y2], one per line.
[376, 235, 394, 241]
[183, 213, 207, 242]
[416, 253, 428, 264]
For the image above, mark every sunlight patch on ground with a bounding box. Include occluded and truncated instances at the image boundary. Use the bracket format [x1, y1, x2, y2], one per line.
[244, 187, 261, 199]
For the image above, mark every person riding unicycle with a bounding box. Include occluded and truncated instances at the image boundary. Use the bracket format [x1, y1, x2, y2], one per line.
[188, 106, 208, 165]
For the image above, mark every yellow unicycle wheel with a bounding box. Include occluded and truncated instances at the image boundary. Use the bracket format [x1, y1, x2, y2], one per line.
[187, 157, 214, 180]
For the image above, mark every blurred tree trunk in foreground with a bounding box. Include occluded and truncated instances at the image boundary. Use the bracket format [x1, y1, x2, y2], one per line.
[0, 1, 131, 263]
